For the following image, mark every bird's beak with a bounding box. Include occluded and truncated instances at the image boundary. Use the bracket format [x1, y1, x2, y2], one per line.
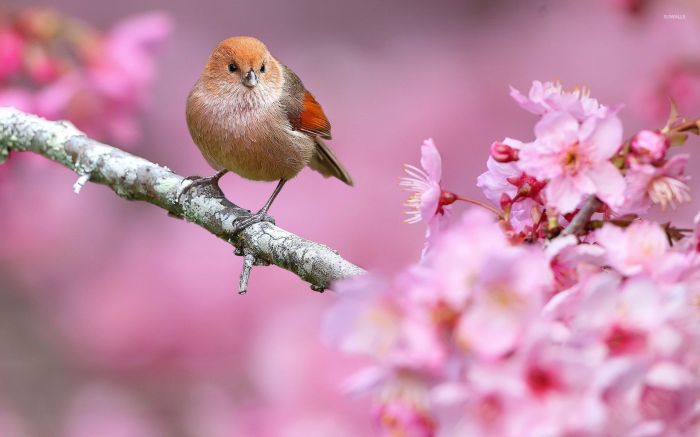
[242, 69, 257, 88]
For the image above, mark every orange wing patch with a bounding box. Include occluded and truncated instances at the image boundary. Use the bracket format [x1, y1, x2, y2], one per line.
[299, 91, 332, 139]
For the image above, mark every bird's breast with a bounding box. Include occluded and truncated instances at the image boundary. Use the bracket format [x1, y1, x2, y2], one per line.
[187, 87, 315, 181]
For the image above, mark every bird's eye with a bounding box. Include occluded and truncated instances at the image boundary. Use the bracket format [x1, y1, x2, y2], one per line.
[260, 63, 266, 73]
[228, 63, 237, 73]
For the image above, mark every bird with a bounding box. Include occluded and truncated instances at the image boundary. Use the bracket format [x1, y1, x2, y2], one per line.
[183, 36, 353, 230]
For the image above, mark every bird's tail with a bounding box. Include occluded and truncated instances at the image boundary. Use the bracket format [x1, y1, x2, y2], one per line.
[308, 137, 354, 186]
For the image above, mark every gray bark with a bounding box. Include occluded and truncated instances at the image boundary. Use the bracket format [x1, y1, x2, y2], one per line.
[0, 108, 365, 291]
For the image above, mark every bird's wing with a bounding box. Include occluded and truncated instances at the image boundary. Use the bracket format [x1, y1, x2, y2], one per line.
[298, 91, 332, 139]
[281, 64, 352, 185]
[309, 137, 354, 186]
[281, 65, 332, 139]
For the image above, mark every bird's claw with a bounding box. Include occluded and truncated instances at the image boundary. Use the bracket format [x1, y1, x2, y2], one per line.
[232, 211, 275, 236]
[177, 170, 227, 204]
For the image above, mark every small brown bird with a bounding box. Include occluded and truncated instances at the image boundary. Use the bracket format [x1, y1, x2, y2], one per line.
[183, 36, 352, 227]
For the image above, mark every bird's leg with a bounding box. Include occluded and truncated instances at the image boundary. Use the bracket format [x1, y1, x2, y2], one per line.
[232, 179, 287, 233]
[178, 169, 228, 203]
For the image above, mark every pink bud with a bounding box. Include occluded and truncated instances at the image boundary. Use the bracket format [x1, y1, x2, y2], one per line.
[490, 142, 519, 163]
[630, 130, 669, 163]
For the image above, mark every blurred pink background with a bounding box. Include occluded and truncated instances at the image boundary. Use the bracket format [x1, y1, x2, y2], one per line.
[1, 0, 700, 435]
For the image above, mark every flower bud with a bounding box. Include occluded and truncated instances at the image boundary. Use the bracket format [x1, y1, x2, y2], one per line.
[630, 130, 669, 163]
[439, 190, 457, 207]
[490, 141, 519, 163]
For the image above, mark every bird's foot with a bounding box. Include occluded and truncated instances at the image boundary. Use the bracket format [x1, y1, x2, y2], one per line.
[232, 210, 275, 236]
[177, 170, 227, 204]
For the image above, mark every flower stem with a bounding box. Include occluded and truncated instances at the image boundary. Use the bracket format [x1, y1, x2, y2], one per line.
[455, 196, 503, 217]
[671, 117, 700, 134]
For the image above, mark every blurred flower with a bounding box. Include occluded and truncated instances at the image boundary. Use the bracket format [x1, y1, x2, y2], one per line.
[594, 221, 669, 276]
[545, 235, 605, 292]
[0, 8, 172, 146]
[0, 29, 24, 82]
[518, 111, 625, 213]
[453, 242, 551, 359]
[374, 377, 435, 437]
[621, 154, 691, 213]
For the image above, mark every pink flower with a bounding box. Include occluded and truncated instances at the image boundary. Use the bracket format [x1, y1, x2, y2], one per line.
[327, 80, 700, 436]
[401, 139, 460, 255]
[639, 363, 699, 425]
[323, 273, 445, 372]
[629, 130, 669, 163]
[429, 211, 552, 358]
[453, 243, 552, 359]
[323, 275, 400, 359]
[621, 154, 691, 214]
[374, 377, 435, 437]
[477, 146, 521, 205]
[89, 12, 173, 103]
[545, 235, 605, 292]
[518, 111, 625, 214]
[428, 210, 512, 309]
[400, 139, 446, 224]
[0, 29, 24, 82]
[594, 222, 669, 277]
[477, 138, 544, 233]
[510, 80, 608, 121]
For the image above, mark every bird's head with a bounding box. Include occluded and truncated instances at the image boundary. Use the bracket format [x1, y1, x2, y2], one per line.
[202, 36, 284, 103]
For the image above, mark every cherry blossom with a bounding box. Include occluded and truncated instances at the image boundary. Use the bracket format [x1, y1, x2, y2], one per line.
[510, 80, 608, 121]
[621, 154, 691, 213]
[328, 81, 700, 436]
[518, 111, 626, 214]
[400, 139, 447, 225]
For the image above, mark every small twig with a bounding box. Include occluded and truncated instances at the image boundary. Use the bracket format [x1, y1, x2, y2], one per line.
[0, 108, 366, 291]
[239, 254, 256, 294]
[560, 195, 601, 237]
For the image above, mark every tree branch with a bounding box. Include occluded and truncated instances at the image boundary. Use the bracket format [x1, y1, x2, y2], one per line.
[0, 108, 365, 291]
[560, 195, 601, 237]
